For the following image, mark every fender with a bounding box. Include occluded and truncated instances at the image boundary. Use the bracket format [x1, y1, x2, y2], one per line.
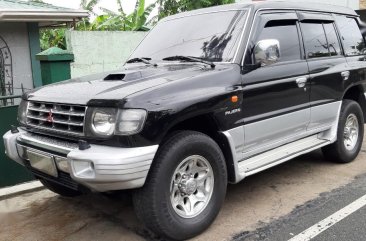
[342, 84, 366, 122]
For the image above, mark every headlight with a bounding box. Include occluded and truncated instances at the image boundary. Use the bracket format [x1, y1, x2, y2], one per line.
[115, 109, 147, 135]
[91, 108, 117, 137]
[88, 108, 147, 137]
[17, 100, 28, 125]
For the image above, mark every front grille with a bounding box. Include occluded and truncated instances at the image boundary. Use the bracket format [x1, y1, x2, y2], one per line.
[26, 101, 86, 136]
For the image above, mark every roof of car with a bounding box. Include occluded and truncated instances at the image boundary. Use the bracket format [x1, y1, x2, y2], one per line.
[165, 1, 357, 20]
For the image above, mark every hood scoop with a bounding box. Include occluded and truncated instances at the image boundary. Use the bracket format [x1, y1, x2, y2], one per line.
[104, 73, 126, 81]
[102, 65, 195, 82]
[104, 73, 127, 81]
[104, 70, 146, 82]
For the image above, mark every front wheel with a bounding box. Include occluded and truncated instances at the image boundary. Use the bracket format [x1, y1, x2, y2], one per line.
[133, 131, 227, 240]
[322, 100, 364, 163]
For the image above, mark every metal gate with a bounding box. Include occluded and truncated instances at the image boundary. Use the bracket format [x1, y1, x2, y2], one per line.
[0, 36, 14, 107]
[0, 96, 34, 188]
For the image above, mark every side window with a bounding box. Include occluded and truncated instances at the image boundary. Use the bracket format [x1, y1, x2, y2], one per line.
[256, 20, 301, 62]
[335, 15, 365, 56]
[323, 23, 342, 56]
[301, 22, 330, 58]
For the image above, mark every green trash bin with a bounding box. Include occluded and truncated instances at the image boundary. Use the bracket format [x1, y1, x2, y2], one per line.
[36, 47, 74, 85]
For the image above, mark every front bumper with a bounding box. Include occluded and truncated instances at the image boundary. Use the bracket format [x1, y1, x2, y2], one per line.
[3, 129, 158, 192]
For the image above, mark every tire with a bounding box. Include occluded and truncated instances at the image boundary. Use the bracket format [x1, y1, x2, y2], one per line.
[133, 131, 227, 240]
[322, 100, 364, 163]
[39, 178, 82, 197]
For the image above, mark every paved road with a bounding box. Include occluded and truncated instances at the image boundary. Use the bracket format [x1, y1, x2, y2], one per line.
[2, 136, 366, 241]
[235, 172, 366, 241]
[314, 206, 366, 241]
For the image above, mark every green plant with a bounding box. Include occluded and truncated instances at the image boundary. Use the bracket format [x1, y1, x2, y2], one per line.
[80, 0, 100, 15]
[77, 0, 101, 30]
[126, 0, 156, 30]
[90, 0, 156, 31]
[40, 28, 67, 50]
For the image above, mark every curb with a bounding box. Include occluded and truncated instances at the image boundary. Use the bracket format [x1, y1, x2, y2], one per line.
[0, 181, 44, 201]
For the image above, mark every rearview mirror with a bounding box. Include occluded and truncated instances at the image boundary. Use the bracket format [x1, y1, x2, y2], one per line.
[254, 39, 280, 66]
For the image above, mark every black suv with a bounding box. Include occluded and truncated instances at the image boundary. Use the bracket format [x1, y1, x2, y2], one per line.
[4, 2, 366, 240]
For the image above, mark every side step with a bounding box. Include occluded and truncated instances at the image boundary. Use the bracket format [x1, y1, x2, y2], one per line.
[238, 135, 330, 178]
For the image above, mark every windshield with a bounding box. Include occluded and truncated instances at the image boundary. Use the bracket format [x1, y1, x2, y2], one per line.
[130, 10, 247, 63]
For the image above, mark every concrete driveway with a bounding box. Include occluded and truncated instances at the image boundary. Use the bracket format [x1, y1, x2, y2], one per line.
[1, 138, 366, 241]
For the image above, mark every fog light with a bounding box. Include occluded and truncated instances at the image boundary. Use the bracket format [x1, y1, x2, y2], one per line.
[72, 160, 95, 178]
[55, 156, 70, 173]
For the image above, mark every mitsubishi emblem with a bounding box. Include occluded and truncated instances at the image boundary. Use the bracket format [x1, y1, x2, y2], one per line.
[47, 110, 54, 123]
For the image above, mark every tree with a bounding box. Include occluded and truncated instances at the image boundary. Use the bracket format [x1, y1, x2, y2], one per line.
[89, 0, 156, 31]
[157, 0, 235, 19]
[78, 0, 101, 30]
[40, 29, 67, 50]
[80, 0, 100, 16]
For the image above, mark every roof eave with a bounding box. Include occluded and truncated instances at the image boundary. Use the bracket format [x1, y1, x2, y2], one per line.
[0, 10, 88, 22]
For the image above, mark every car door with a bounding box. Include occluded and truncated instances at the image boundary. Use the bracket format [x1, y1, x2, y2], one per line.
[241, 11, 310, 158]
[298, 12, 348, 132]
[334, 15, 366, 109]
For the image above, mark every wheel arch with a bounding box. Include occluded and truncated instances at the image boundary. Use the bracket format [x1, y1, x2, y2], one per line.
[161, 114, 237, 183]
[343, 85, 366, 123]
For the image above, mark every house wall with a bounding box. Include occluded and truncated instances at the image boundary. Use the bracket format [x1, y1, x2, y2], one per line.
[66, 30, 147, 78]
[0, 22, 34, 97]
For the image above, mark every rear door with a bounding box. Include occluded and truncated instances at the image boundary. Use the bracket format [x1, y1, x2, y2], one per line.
[241, 11, 310, 156]
[298, 12, 348, 132]
[334, 15, 366, 103]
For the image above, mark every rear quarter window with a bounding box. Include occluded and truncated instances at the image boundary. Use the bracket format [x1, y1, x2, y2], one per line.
[335, 15, 366, 56]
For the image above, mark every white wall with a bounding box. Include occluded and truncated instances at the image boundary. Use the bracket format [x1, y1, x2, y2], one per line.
[0, 23, 33, 96]
[236, 0, 360, 10]
[66, 30, 147, 78]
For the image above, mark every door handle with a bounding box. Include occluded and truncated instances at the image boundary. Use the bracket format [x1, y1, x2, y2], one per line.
[341, 71, 350, 81]
[296, 77, 307, 88]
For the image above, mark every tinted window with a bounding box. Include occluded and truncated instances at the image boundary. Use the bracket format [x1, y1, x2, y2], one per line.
[335, 15, 365, 56]
[301, 22, 329, 58]
[131, 11, 247, 62]
[323, 23, 341, 56]
[257, 20, 301, 62]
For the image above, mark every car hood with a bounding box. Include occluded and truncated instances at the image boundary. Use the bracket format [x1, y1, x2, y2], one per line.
[26, 63, 214, 105]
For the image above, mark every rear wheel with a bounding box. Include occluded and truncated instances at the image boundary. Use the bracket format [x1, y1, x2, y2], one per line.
[133, 131, 227, 240]
[39, 178, 82, 197]
[322, 100, 364, 163]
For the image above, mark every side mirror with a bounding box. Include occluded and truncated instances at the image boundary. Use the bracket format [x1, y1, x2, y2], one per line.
[254, 39, 280, 66]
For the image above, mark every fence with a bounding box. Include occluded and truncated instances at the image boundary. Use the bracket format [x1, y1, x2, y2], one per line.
[0, 95, 33, 187]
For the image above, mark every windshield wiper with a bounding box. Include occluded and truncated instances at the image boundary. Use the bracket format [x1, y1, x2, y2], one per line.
[162, 55, 215, 69]
[126, 57, 157, 66]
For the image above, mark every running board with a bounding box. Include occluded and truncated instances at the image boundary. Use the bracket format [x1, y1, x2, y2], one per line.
[238, 135, 330, 178]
